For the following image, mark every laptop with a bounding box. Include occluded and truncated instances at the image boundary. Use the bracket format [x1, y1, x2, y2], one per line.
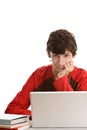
[30, 91, 87, 127]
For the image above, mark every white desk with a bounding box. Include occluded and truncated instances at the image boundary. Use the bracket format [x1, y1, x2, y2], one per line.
[28, 121, 87, 130]
[27, 127, 87, 130]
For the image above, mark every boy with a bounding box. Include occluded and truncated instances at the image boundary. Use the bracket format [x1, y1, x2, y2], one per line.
[5, 29, 87, 116]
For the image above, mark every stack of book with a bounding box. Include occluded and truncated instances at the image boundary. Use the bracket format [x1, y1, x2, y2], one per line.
[0, 113, 30, 130]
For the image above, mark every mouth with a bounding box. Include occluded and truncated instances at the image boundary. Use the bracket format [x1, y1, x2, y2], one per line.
[58, 66, 65, 69]
[56, 66, 65, 72]
[61, 66, 65, 70]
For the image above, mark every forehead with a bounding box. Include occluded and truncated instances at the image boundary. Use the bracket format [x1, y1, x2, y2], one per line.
[52, 50, 72, 55]
[63, 50, 72, 54]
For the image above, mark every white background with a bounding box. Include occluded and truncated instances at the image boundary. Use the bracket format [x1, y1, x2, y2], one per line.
[0, 0, 87, 113]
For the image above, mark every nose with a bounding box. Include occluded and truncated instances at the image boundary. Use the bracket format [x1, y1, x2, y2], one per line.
[58, 56, 65, 66]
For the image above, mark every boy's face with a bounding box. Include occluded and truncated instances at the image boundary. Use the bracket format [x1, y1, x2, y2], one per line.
[50, 50, 74, 73]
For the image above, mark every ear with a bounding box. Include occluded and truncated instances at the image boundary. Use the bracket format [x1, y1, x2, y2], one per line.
[73, 55, 75, 58]
[47, 51, 51, 58]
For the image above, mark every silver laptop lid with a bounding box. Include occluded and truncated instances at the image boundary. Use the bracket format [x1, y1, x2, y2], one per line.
[30, 91, 87, 127]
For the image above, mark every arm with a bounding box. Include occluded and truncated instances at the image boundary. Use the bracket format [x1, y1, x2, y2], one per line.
[53, 76, 73, 91]
[76, 70, 87, 91]
[5, 72, 36, 116]
[53, 67, 87, 91]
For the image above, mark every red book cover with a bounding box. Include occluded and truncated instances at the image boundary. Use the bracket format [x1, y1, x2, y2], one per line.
[0, 128, 17, 130]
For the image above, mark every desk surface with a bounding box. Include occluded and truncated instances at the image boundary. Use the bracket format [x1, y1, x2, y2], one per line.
[27, 127, 87, 130]
[28, 120, 87, 130]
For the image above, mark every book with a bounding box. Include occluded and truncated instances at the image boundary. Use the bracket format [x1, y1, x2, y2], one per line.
[0, 121, 29, 129]
[0, 123, 30, 130]
[0, 114, 29, 125]
[0, 114, 29, 128]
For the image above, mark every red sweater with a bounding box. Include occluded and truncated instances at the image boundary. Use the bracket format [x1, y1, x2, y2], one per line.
[5, 64, 87, 116]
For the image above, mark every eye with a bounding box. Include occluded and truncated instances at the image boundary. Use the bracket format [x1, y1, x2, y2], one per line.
[64, 54, 69, 57]
[52, 53, 56, 57]
[64, 54, 68, 57]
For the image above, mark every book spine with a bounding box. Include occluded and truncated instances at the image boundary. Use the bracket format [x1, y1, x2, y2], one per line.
[0, 128, 18, 130]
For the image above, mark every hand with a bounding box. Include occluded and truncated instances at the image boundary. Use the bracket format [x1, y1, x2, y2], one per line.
[57, 60, 74, 79]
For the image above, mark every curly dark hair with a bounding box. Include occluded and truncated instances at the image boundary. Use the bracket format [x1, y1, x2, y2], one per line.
[46, 29, 77, 57]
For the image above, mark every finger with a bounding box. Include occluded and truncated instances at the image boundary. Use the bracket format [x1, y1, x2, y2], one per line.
[65, 62, 71, 68]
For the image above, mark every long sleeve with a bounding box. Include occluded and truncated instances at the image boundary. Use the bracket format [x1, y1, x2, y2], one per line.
[53, 76, 73, 91]
[53, 67, 87, 91]
[5, 72, 36, 116]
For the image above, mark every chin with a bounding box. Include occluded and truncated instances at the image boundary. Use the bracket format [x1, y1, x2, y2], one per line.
[56, 67, 65, 72]
[56, 69, 62, 73]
